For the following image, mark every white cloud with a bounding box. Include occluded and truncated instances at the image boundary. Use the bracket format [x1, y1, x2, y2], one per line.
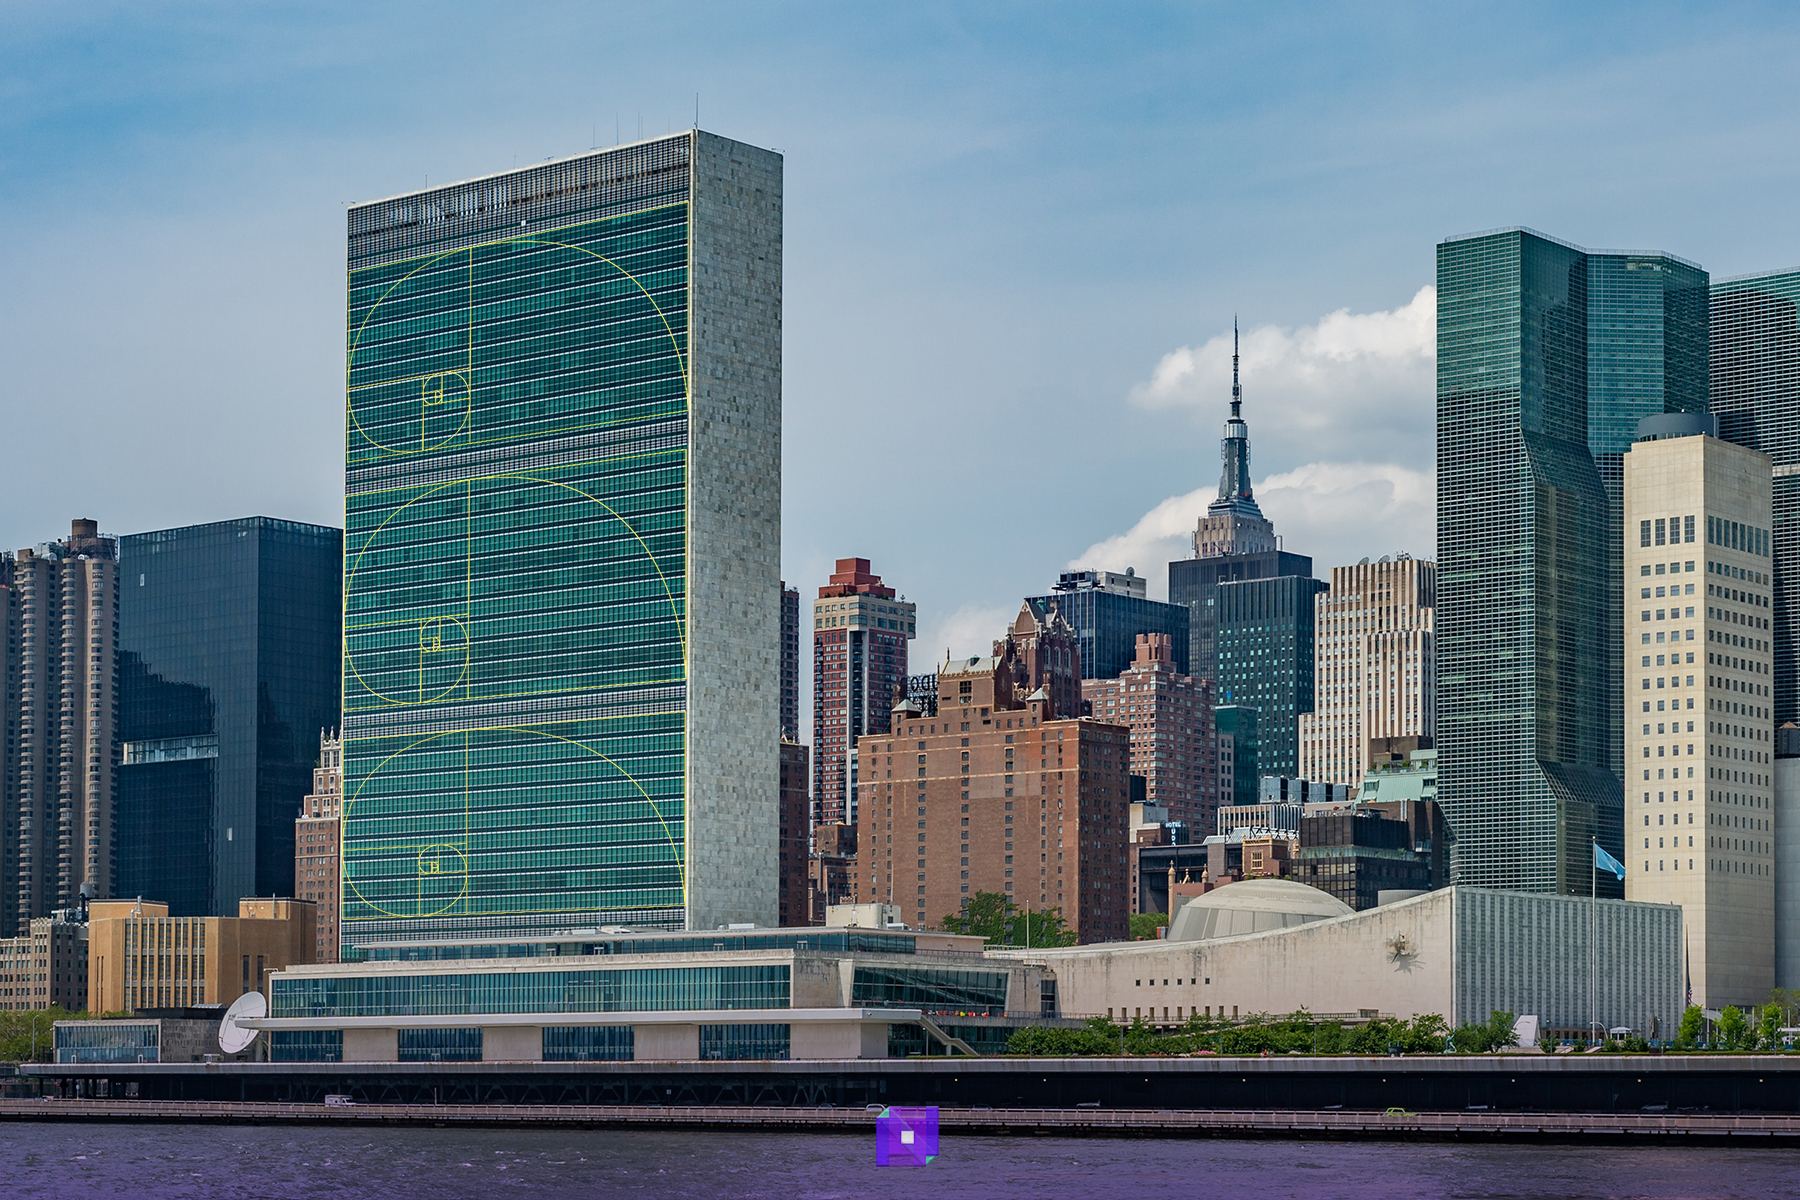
[1256, 461, 1436, 566]
[1066, 487, 1210, 601]
[1131, 286, 1437, 470]
[914, 603, 1019, 670]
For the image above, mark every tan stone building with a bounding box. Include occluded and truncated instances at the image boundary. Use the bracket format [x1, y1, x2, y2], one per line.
[1298, 556, 1435, 786]
[294, 731, 341, 963]
[1083, 632, 1218, 832]
[87, 897, 315, 1014]
[1622, 414, 1774, 1008]
[852, 653, 1130, 943]
[0, 915, 87, 1011]
[2, 520, 119, 932]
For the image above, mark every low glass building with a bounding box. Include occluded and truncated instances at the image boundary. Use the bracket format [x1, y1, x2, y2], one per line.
[252, 927, 1061, 1062]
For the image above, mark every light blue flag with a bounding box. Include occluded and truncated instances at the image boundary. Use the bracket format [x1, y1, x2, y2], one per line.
[1594, 841, 1626, 881]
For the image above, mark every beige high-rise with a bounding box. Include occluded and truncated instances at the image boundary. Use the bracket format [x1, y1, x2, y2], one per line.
[1298, 556, 1435, 786]
[1623, 418, 1774, 1009]
[2, 520, 118, 934]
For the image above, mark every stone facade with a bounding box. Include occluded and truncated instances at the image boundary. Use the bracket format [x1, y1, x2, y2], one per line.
[685, 131, 784, 929]
[1298, 557, 1436, 786]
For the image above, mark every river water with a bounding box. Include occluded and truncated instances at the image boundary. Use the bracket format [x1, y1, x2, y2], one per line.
[0, 1125, 1795, 1198]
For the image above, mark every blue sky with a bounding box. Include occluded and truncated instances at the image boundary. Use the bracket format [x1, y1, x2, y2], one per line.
[5, 2, 1800, 700]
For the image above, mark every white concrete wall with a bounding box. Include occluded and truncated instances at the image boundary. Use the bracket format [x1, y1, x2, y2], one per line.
[635, 1022, 700, 1060]
[482, 1025, 541, 1061]
[1028, 890, 1457, 1023]
[684, 130, 783, 930]
[342, 1028, 397, 1062]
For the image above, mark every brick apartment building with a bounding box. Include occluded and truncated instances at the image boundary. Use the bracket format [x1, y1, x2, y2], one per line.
[852, 647, 1130, 943]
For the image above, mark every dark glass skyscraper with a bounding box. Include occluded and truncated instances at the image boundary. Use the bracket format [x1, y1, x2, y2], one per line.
[117, 518, 342, 915]
[1213, 574, 1325, 778]
[1437, 228, 1620, 895]
[1710, 267, 1800, 726]
[1585, 251, 1710, 780]
[342, 132, 781, 947]
[1026, 569, 1189, 682]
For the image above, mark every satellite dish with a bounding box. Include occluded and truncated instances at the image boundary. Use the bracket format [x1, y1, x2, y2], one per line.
[220, 991, 267, 1054]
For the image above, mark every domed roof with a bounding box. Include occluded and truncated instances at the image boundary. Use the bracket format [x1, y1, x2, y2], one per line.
[1167, 879, 1353, 942]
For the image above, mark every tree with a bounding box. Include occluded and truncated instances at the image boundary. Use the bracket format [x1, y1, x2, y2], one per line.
[1757, 1003, 1782, 1051]
[1129, 912, 1168, 941]
[939, 891, 1076, 947]
[1717, 1006, 1749, 1051]
[1674, 1005, 1707, 1050]
[1450, 1010, 1518, 1054]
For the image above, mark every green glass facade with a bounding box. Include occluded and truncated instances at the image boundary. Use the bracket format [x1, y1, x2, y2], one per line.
[1213, 576, 1325, 778]
[1437, 228, 1621, 895]
[270, 963, 791, 1017]
[341, 132, 782, 947]
[1585, 252, 1710, 781]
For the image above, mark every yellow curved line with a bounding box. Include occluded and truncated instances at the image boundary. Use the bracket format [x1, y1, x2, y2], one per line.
[342, 471, 687, 707]
[345, 232, 689, 458]
[340, 724, 686, 920]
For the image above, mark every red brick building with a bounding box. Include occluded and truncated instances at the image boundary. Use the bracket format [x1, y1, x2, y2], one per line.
[852, 651, 1130, 943]
[1082, 632, 1219, 832]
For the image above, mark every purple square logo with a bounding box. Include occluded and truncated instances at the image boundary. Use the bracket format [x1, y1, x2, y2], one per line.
[876, 1105, 939, 1166]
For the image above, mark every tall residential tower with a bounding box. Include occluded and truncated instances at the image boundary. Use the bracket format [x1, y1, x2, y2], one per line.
[1, 520, 118, 932]
[341, 131, 782, 943]
[812, 558, 913, 827]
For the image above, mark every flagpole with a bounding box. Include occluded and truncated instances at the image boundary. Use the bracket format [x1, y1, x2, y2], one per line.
[1591, 838, 1598, 1047]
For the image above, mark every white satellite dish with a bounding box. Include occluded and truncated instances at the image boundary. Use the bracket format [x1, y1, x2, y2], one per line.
[220, 991, 267, 1054]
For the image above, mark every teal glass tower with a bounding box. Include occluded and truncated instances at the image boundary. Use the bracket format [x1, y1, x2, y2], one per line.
[1213, 575, 1325, 778]
[1710, 267, 1800, 725]
[1436, 228, 1621, 895]
[341, 132, 782, 950]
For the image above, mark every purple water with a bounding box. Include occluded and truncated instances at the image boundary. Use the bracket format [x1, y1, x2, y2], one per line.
[0, 1124, 1794, 1198]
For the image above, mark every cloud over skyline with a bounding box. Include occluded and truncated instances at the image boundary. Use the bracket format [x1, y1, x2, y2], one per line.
[1131, 285, 1437, 473]
[1071, 290, 1439, 595]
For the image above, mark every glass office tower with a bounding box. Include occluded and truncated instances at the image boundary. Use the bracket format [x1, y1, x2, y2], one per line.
[1436, 228, 1621, 895]
[341, 131, 781, 949]
[1585, 252, 1710, 781]
[117, 518, 342, 915]
[1213, 575, 1325, 778]
[1710, 268, 1800, 726]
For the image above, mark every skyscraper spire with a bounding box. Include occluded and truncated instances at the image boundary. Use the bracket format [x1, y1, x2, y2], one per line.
[1231, 315, 1242, 420]
[1210, 315, 1262, 519]
[1190, 316, 1278, 560]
